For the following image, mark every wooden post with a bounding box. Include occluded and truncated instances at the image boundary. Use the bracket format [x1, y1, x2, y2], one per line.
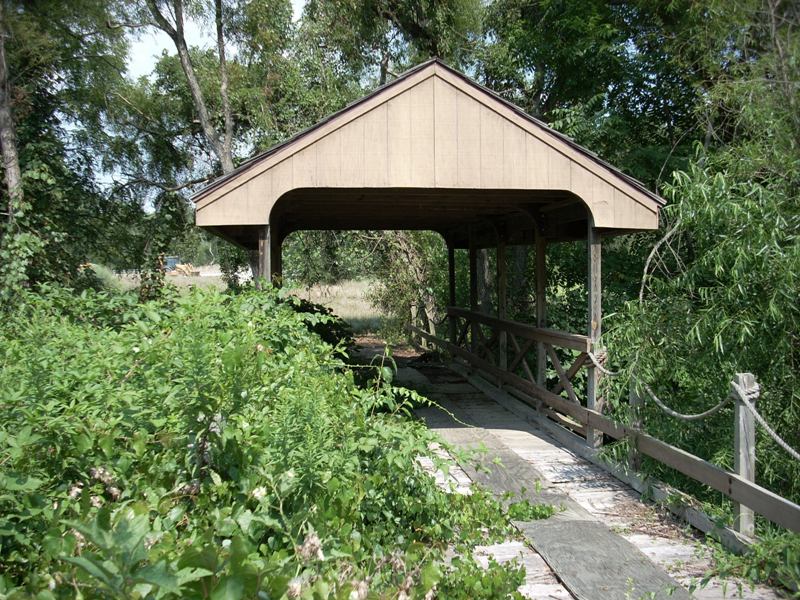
[628, 378, 643, 471]
[497, 235, 508, 372]
[586, 220, 602, 449]
[733, 372, 757, 537]
[270, 230, 282, 288]
[535, 233, 547, 386]
[448, 242, 457, 343]
[257, 225, 271, 290]
[469, 230, 478, 353]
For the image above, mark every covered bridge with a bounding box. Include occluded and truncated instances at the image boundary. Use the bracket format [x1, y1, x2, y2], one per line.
[192, 58, 664, 445]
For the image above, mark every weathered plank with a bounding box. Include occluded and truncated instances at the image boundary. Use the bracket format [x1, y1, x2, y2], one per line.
[411, 326, 800, 534]
[418, 394, 690, 600]
[448, 307, 591, 352]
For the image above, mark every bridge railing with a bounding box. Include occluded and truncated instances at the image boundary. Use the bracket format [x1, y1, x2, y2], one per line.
[409, 311, 800, 537]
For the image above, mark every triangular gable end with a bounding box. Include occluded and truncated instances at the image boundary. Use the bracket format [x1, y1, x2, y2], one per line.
[193, 59, 662, 233]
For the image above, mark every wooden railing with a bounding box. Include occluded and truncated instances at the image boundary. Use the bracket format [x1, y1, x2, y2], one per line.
[410, 310, 800, 536]
[447, 307, 594, 432]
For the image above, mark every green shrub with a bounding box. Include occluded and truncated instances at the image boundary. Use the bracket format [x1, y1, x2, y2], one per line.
[0, 286, 521, 598]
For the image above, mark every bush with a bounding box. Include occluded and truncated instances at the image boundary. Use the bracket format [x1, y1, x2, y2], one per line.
[0, 286, 522, 598]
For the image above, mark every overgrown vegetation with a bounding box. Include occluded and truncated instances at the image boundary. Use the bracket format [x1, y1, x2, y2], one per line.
[0, 286, 527, 597]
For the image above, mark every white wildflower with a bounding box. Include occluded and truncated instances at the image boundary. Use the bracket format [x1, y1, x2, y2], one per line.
[132, 346, 140, 354]
[68, 483, 83, 499]
[297, 531, 324, 562]
[287, 578, 302, 598]
[251, 486, 267, 500]
[221, 539, 231, 549]
[90, 495, 103, 508]
[349, 580, 368, 600]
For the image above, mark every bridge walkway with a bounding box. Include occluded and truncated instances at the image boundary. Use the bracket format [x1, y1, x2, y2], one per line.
[388, 356, 780, 600]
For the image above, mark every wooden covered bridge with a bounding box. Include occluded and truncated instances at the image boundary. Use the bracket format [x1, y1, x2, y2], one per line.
[193, 60, 799, 599]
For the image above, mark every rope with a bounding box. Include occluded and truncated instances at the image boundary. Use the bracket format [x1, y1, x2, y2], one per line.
[732, 381, 800, 462]
[641, 382, 732, 421]
[586, 350, 621, 376]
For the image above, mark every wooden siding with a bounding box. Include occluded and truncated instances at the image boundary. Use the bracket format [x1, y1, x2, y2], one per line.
[195, 63, 660, 232]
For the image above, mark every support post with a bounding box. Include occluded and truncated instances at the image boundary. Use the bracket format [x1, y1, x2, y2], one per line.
[535, 233, 547, 386]
[447, 242, 457, 343]
[469, 230, 478, 353]
[270, 230, 282, 288]
[586, 220, 602, 448]
[257, 225, 271, 290]
[497, 235, 508, 372]
[733, 372, 757, 538]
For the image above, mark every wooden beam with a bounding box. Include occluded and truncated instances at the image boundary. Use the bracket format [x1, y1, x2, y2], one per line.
[447, 308, 591, 352]
[733, 373, 757, 538]
[270, 228, 282, 287]
[447, 242, 457, 343]
[469, 229, 478, 353]
[586, 220, 602, 448]
[535, 232, 547, 386]
[257, 225, 271, 289]
[497, 234, 508, 371]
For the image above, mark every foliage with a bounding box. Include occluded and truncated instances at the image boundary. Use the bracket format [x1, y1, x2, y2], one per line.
[707, 532, 800, 595]
[0, 286, 525, 597]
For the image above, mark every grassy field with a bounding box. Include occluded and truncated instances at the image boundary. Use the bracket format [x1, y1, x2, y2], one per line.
[286, 279, 383, 333]
[97, 265, 384, 333]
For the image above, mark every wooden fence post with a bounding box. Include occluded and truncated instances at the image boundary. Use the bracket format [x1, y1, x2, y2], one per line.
[496, 235, 508, 373]
[733, 372, 757, 537]
[586, 221, 602, 449]
[447, 243, 457, 344]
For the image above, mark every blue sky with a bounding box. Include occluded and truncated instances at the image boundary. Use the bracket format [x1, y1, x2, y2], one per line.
[126, 0, 307, 79]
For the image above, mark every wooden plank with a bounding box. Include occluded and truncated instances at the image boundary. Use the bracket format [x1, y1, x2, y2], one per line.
[480, 105, 504, 188]
[545, 344, 578, 404]
[257, 225, 271, 288]
[418, 395, 689, 600]
[409, 77, 435, 186]
[515, 520, 689, 600]
[456, 90, 481, 187]
[339, 117, 365, 186]
[469, 232, 478, 353]
[433, 76, 458, 187]
[536, 234, 547, 385]
[413, 326, 800, 534]
[447, 243, 457, 343]
[453, 364, 755, 555]
[362, 104, 388, 186]
[448, 307, 590, 352]
[508, 334, 535, 383]
[733, 373, 757, 538]
[552, 353, 587, 395]
[387, 90, 412, 185]
[497, 235, 508, 371]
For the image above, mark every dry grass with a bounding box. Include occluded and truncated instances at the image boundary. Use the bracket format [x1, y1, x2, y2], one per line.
[286, 279, 384, 333]
[101, 265, 383, 333]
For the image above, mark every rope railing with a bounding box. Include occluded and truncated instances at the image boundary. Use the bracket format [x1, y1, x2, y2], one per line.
[641, 383, 733, 422]
[732, 381, 800, 462]
[591, 345, 798, 463]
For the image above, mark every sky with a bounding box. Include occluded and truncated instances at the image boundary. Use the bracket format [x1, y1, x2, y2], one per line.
[126, 0, 307, 79]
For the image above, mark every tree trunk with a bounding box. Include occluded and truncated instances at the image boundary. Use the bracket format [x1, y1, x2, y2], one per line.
[146, 0, 235, 174]
[0, 4, 22, 230]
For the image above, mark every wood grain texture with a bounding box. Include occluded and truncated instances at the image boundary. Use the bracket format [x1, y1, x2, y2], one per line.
[195, 61, 662, 238]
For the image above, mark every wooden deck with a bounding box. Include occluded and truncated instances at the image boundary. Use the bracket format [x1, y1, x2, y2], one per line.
[395, 361, 781, 600]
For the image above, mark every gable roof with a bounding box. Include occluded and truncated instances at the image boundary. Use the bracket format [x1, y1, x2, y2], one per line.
[193, 58, 664, 243]
[193, 58, 663, 208]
